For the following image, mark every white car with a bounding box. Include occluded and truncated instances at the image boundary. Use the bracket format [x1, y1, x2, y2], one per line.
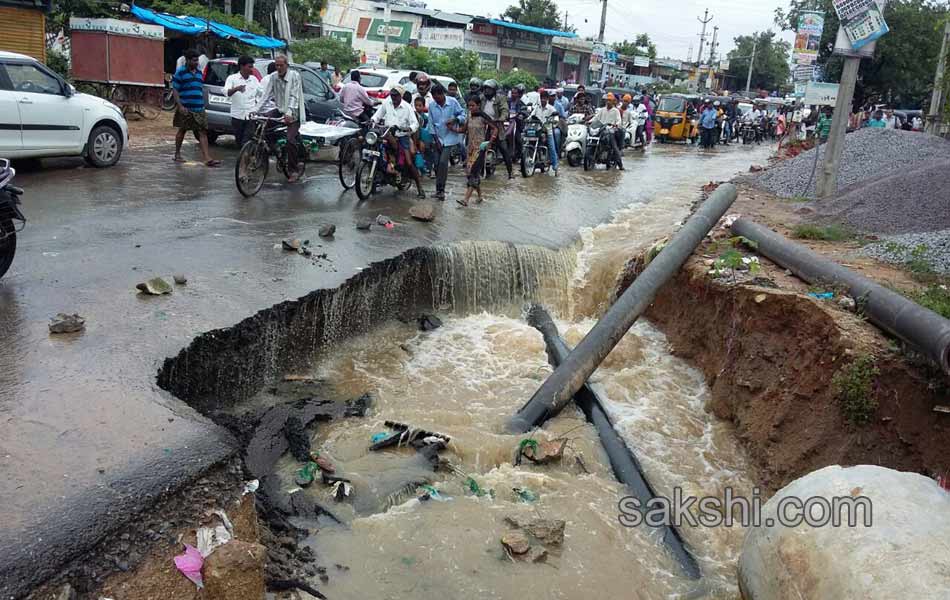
[342, 68, 419, 104]
[0, 50, 129, 167]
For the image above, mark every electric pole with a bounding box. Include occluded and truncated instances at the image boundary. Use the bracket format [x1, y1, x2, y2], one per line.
[816, 56, 861, 198]
[926, 21, 950, 135]
[564, 10, 569, 30]
[244, 0, 254, 22]
[598, 0, 607, 43]
[384, 0, 391, 55]
[696, 9, 712, 66]
[745, 35, 757, 95]
[687, 42, 693, 64]
[707, 25, 718, 91]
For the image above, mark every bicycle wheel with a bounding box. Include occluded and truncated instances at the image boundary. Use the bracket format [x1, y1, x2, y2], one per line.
[235, 141, 269, 197]
[338, 138, 360, 190]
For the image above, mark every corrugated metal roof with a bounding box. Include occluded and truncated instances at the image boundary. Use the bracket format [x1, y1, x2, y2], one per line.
[394, 6, 472, 25]
[488, 18, 577, 38]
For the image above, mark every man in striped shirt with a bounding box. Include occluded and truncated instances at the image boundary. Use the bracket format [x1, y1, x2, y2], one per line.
[172, 49, 220, 167]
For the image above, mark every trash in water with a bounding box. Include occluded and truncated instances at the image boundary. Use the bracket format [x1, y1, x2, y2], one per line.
[330, 480, 352, 501]
[518, 438, 567, 465]
[173, 544, 204, 588]
[513, 487, 538, 503]
[283, 374, 318, 382]
[173, 274, 187, 285]
[242, 479, 259, 495]
[136, 277, 172, 295]
[295, 462, 320, 487]
[369, 421, 451, 451]
[49, 313, 85, 334]
[418, 484, 450, 502]
[807, 291, 835, 300]
[311, 452, 336, 474]
[417, 314, 443, 331]
[465, 476, 493, 498]
[371, 432, 389, 444]
[375, 214, 393, 227]
[409, 203, 436, 222]
[282, 239, 302, 251]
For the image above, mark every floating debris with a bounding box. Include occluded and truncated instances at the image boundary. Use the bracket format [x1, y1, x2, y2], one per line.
[49, 313, 85, 334]
[136, 277, 172, 295]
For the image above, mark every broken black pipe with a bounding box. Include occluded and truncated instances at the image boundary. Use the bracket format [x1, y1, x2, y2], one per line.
[526, 304, 702, 580]
[509, 183, 739, 432]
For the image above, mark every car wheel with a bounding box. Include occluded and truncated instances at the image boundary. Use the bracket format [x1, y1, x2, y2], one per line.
[84, 125, 123, 168]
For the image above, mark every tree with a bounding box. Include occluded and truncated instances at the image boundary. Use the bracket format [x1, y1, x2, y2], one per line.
[775, 0, 949, 107]
[613, 34, 657, 59]
[501, 0, 573, 32]
[290, 36, 360, 71]
[726, 31, 791, 91]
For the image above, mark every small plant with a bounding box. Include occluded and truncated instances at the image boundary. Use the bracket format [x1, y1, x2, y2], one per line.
[833, 355, 880, 425]
[910, 283, 950, 319]
[906, 244, 934, 275]
[792, 224, 852, 242]
[709, 249, 761, 283]
[788, 195, 812, 203]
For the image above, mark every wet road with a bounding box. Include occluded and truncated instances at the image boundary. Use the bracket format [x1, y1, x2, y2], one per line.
[0, 138, 770, 595]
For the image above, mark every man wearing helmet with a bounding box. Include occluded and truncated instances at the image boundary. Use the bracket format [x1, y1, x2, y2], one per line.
[413, 73, 433, 103]
[481, 79, 514, 179]
[468, 77, 483, 99]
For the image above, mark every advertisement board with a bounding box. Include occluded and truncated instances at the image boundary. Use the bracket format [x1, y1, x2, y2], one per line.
[358, 18, 413, 45]
[328, 30, 353, 45]
[70, 17, 164, 40]
[793, 11, 824, 64]
[804, 81, 839, 105]
[833, 0, 888, 49]
[632, 55, 650, 68]
[419, 27, 464, 49]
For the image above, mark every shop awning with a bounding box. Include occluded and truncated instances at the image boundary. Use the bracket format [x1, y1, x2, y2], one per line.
[488, 19, 577, 38]
[130, 4, 286, 48]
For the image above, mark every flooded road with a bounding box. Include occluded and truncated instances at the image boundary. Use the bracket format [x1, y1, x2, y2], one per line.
[262, 160, 763, 598]
[0, 139, 770, 596]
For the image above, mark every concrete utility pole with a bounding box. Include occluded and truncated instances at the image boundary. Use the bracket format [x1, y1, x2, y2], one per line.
[745, 35, 757, 95]
[816, 56, 861, 198]
[926, 21, 950, 135]
[687, 42, 693, 64]
[707, 25, 718, 90]
[564, 10, 569, 30]
[384, 0, 391, 54]
[696, 9, 712, 66]
[598, 0, 607, 42]
[244, 0, 254, 22]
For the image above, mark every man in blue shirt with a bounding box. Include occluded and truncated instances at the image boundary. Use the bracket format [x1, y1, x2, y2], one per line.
[172, 49, 219, 166]
[427, 83, 466, 201]
[699, 100, 718, 150]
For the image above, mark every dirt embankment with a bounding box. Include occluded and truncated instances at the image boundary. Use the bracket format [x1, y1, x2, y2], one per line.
[626, 184, 950, 493]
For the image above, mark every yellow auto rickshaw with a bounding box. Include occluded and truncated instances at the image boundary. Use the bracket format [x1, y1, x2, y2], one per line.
[654, 93, 700, 143]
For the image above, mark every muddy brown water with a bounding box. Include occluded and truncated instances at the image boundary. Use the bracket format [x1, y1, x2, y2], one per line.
[259, 175, 760, 599]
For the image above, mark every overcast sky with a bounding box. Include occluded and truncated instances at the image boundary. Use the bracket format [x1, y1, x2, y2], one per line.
[424, 0, 796, 60]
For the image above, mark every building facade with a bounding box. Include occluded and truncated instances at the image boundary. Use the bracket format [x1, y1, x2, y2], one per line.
[0, 0, 51, 62]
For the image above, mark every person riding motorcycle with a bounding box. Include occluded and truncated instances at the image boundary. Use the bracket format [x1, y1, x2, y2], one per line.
[371, 85, 425, 198]
[570, 85, 594, 118]
[508, 84, 529, 161]
[413, 73, 433, 103]
[468, 77, 483, 98]
[723, 98, 738, 144]
[528, 89, 560, 174]
[481, 79, 514, 179]
[587, 92, 624, 169]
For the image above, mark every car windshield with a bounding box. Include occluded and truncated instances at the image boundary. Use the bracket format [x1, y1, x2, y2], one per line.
[658, 97, 685, 112]
[204, 62, 235, 87]
[350, 72, 388, 88]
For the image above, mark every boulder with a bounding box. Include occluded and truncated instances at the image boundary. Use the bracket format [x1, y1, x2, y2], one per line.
[501, 531, 530, 555]
[409, 202, 436, 222]
[203, 540, 267, 600]
[739, 465, 950, 600]
[318, 224, 336, 238]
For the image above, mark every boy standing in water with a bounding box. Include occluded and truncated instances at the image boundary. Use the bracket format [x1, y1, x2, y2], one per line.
[459, 96, 498, 206]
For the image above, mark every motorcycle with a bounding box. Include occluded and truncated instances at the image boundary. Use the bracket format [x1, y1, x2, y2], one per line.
[0, 158, 25, 280]
[584, 121, 621, 170]
[520, 116, 557, 177]
[354, 125, 416, 200]
[563, 113, 588, 167]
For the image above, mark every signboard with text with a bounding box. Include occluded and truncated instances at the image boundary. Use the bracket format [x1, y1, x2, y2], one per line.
[419, 27, 464, 49]
[359, 18, 413, 45]
[632, 55, 650, 68]
[70, 17, 164, 40]
[499, 27, 549, 54]
[804, 81, 839, 105]
[793, 10, 824, 64]
[833, 0, 888, 49]
[328, 30, 353, 45]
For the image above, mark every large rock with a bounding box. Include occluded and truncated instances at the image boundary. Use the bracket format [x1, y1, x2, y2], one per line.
[739, 465, 950, 599]
[203, 540, 267, 600]
[409, 203, 436, 222]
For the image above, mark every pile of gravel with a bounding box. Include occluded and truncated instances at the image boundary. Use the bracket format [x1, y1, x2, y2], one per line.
[751, 128, 950, 199]
[863, 230, 950, 275]
[808, 159, 950, 234]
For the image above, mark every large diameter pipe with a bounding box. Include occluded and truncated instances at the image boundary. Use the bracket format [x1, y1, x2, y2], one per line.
[526, 305, 702, 580]
[731, 218, 950, 374]
[509, 183, 739, 432]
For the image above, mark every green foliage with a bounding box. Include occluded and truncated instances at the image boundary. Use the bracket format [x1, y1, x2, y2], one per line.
[776, 0, 949, 108]
[833, 355, 879, 425]
[792, 224, 852, 241]
[882, 242, 936, 276]
[613, 34, 657, 59]
[46, 0, 111, 35]
[387, 47, 483, 84]
[726, 31, 791, 91]
[501, 0, 572, 32]
[46, 50, 70, 80]
[909, 283, 950, 319]
[474, 68, 540, 91]
[708, 237, 762, 282]
[146, 0, 266, 34]
[290, 36, 359, 71]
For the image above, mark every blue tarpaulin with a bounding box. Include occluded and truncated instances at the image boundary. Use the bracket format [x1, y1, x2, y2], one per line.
[130, 4, 286, 48]
[488, 19, 577, 38]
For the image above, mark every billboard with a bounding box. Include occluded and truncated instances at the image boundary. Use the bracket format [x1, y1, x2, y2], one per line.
[804, 81, 839, 105]
[357, 18, 413, 45]
[632, 55, 650, 68]
[833, 0, 889, 49]
[793, 11, 824, 64]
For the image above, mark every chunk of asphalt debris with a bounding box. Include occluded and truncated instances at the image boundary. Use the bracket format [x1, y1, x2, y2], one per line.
[376, 214, 393, 227]
[318, 224, 336, 238]
[173, 274, 188, 285]
[409, 202, 436, 222]
[136, 277, 172, 295]
[343, 393, 373, 418]
[417, 314, 443, 332]
[282, 239, 301, 251]
[301, 247, 313, 257]
[501, 531, 530, 555]
[504, 516, 566, 546]
[282, 415, 311, 463]
[49, 313, 85, 334]
[356, 220, 372, 231]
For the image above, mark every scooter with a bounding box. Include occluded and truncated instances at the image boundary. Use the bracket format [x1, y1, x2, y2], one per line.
[624, 110, 647, 150]
[0, 158, 25, 280]
[564, 113, 588, 167]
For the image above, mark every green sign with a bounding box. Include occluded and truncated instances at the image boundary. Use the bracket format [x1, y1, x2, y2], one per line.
[329, 30, 353, 45]
[563, 51, 580, 65]
[365, 19, 412, 45]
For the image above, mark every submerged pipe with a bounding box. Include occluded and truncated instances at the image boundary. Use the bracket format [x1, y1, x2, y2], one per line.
[526, 305, 702, 580]
[731, 218, 950, 375]
[510, 183, 739, 432]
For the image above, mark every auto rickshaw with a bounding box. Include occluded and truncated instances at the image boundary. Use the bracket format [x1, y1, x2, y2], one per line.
[653, 93, 700, 143]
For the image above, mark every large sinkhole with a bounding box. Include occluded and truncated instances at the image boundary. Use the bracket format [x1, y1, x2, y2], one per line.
[158, 227, 756, 598]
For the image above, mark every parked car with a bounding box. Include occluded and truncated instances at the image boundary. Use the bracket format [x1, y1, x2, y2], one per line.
[432, 75, 457, 92]
[0, 50, 129, 167]
[203, 58, 344, 143]
[341, 68, 424, 104]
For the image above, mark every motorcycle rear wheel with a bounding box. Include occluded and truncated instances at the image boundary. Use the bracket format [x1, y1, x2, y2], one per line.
[0, 218, 15, 279]
[235, 141, 269, 197]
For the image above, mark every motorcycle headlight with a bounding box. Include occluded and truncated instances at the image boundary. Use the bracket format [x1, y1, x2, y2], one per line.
[365, 131, 378, 146]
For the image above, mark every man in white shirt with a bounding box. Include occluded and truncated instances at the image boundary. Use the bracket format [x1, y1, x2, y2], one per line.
[590, 93, 624, 169]
[528, 89, 560, 173]
[223, 56, 261, 147]
[371, 86, 425, 198]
